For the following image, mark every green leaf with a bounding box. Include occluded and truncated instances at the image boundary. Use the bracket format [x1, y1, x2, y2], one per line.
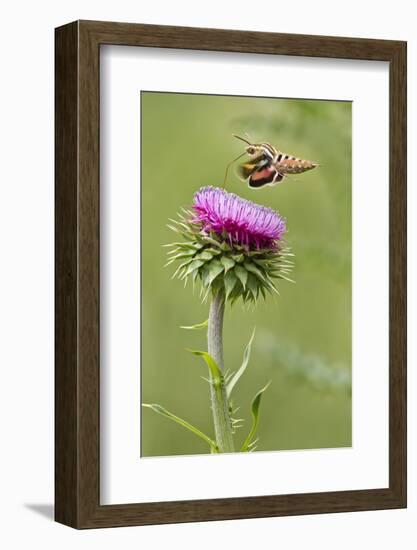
[203, 247, 222, 256]
[206, 259, 224, 286]
[165, 242, 202, 253]
[226, 328, 256, 399]
[231, 253, 244, 263]
[165, 255, 194, 268]
[274, 273, 296, 284]
[172, 259, 195, 279]
[186, 349, 223, 389]
[166, 247, 182, 256]
[220, 256, 235, 272]
[246, 273, 259, 300]
[244, 261, 267, 282]
[196, 250, 214, 261]
[263, 278, 279, 294]
[252, 258, 271, 267]
[201, 265, 211, 288]
[168, 219, 190, 232]
[180, 319, 208, 330]
[142, 403, 218, 452]
[185, 259, 205, 276]
[234, 265, 248, 289]
[241, 381, 271, 452]
[224, 270, 237, 298]
[219, 241, 232, 252]
[201, 235, 223, 248]
[172, 250, 196, 259]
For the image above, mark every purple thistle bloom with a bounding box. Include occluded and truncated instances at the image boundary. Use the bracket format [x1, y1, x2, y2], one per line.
[193, 186, 287, 249]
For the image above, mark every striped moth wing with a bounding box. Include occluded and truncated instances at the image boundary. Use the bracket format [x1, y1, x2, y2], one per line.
[237, 156, 284, 188]
[237, 154, 266, 180]
[248, 166, 284, 188]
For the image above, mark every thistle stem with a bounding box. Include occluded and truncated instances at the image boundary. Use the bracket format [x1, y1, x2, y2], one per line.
[207, 290, 235, 453]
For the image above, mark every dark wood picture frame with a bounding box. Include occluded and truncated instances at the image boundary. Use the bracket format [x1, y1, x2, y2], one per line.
[55, 20, 407, 529]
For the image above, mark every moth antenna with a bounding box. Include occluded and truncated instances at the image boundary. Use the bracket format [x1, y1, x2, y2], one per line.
[222, 151, 246, 188]
[232, 134, 252, 146]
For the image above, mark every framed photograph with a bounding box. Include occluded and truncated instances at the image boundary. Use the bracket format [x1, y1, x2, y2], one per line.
[55, 20, 407, 528]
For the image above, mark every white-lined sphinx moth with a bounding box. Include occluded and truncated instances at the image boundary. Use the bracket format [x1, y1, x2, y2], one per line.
[225, 134, 318, 189]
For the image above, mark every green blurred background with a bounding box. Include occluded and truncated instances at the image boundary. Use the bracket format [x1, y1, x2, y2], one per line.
[141, 91, 352, 457]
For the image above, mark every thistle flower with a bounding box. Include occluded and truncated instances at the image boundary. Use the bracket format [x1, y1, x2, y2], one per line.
[193, 186, 287, 249]
[166, 186, 294, 303]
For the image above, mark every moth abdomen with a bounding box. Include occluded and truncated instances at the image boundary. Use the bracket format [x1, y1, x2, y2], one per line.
[277, 154, 318, 175]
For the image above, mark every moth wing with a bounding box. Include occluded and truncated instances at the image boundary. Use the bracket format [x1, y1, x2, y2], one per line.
[236, 153, 267, 180]
[237, 162, 259, 180]
[248, 166, 283, 188]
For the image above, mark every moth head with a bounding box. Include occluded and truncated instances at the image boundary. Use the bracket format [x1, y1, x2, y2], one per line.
[233, 133, 256, 155]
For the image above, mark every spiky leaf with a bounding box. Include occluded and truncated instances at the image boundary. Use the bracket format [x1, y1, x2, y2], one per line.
[241, 381, 271, 452]
[234, 265, 248, 289]
[186, 349, 223, 389]
[227, 329, 256, 398]
[224, 270, 238, 298]
[180, 319, 208, 330]
[206, 259, 224, 286]
[220, 256, 235, 272]
[142, 403, 218, 452]
[185, 259, 205, 276]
